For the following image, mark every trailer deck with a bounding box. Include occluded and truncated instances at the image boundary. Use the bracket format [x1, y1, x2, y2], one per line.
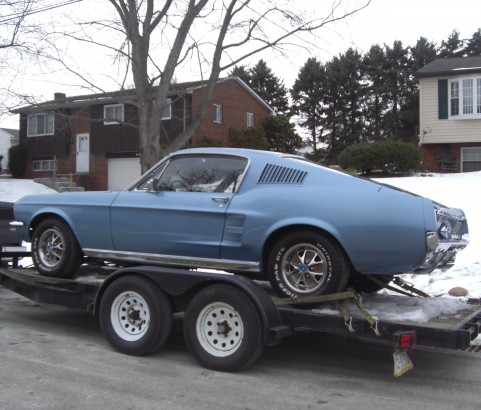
[1, 265, 480, 373]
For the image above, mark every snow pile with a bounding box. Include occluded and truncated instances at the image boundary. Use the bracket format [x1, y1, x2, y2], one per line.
[0, 178, 56, 202]
[313, 293, 469, 323]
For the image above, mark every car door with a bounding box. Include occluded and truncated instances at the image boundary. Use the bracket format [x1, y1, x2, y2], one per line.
[110, 154, 247, 259]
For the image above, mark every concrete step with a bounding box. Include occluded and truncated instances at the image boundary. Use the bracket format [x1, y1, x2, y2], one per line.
[34, 176, 85, 192]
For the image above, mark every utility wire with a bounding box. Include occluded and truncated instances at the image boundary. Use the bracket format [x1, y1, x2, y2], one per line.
[0, 0, 85, 24]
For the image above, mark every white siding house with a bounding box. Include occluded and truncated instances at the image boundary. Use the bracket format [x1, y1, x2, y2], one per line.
[0, 128, 19, 172]
[416, 57, 481, 172]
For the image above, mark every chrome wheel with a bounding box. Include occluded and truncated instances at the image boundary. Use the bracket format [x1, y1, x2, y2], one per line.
[280, 243, 328, 294]
[196, 302, 243, 357]
[38, 228, 65, 268]
[110, 291, 150, 342]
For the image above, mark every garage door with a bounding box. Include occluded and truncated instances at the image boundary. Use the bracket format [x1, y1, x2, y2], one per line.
[108, 157, 141, 191]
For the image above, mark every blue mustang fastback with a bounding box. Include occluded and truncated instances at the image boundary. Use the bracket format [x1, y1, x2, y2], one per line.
[14, 148, 469, 297]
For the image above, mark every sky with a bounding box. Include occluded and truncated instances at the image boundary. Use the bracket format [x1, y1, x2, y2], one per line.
[1, 169, 480, 343]
[1, 0, 481, 129]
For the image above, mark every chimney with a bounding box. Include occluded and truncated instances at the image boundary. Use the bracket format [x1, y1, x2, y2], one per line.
[54, 92, 66, 101]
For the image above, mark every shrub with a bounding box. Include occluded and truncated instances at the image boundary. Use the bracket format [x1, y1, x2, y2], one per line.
[230, 127, 269, 150]
[8, 144, 28, 178]
[193, 136, 225, 147]
[338, 141, 421, 175]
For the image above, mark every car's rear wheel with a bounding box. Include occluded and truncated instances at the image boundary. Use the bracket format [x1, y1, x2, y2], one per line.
[32, 218, 83, 278]
[267, 231, 350, 298]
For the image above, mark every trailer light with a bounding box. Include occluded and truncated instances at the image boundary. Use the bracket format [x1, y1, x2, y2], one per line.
[397, 331, 417, 350]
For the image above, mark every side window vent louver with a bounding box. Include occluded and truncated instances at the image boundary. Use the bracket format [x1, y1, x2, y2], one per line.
[258, 163, 307, 185]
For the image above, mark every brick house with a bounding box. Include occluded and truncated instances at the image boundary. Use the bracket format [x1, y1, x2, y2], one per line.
[13, 77, 274, 190]
[416, 56, 481, 172]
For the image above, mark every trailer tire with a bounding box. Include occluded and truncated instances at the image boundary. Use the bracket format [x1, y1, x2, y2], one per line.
[99, 275, 172, 356]
[32, 218, 83, 278]
[184, 284, 264, 372]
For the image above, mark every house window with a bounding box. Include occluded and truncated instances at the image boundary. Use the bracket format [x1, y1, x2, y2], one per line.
[477, 79, 481, 113]
[247, 112, 254, 128]
[461, 147, 481, 172]
[33, 159, 55, 171]
[27, 113, 54, 137]
[450, 81, 459, 116]
[162, 98, 172, 120]
[104, 104, 124, 124]
[213, 104, 223, 124]
[449, 77, 481, 118]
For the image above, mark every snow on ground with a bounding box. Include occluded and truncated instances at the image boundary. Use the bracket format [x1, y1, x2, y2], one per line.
[1, 173, 480, 328]
[374, 172, 480, 299]
[0, 178, 56, 202]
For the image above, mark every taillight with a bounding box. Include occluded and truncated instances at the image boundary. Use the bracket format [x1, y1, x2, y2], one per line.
[397, 331, 417, 350]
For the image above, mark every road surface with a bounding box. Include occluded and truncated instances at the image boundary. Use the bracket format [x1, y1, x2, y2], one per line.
[0, 286, 480, 410]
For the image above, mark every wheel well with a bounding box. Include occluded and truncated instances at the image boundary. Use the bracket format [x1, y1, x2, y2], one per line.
[262, 225, 352, 271]
[27, 213, 68, 240]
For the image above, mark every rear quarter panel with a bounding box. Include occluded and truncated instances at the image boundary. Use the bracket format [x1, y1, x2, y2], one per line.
[224, 161, 430, 275]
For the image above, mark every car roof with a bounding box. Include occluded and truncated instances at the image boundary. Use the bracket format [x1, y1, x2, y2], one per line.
[170, 148, 300, 161]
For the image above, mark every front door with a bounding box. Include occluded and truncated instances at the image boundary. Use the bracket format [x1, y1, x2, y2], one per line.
[76, 134, 89, 173]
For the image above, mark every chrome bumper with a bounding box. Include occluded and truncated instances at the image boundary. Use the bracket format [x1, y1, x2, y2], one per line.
[416, 233, 469, 273]
[416, 205, 469, 273]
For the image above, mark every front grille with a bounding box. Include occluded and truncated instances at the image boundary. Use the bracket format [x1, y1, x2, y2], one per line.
[436, 207, 466, 241]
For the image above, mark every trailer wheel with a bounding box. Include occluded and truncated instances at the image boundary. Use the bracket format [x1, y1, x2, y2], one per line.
[267, 231, 349, 298]
[99, 276, 172, 356]
[32, 218, 83, 278]
[184, 284, 264, 372]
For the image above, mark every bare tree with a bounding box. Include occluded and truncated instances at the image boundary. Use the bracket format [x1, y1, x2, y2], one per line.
[98, 0, 370, 171]
[0, 0, 82, 117]
[3, 0, 371, 171]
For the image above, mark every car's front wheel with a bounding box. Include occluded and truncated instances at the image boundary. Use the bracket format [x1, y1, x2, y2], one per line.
[32, 218, 83, 278]
[267, 232, 349, 298]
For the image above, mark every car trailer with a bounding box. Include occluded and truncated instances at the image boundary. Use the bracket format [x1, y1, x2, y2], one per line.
[1, 264, 480, 376]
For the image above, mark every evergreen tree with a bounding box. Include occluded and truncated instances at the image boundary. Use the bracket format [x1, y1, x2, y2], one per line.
[381, 41, 411, 140]
[291, 57, 326, 158]
[229, 65, 250, 84]
[410, 37, 438, 70]
[438, 30, 465, 57]
[263, 115, 303, 154]
[362, 44, 388, 140]
[463, 29, 481, 56]
[230, 60, 290, 115]
[322, 48, 365, 163]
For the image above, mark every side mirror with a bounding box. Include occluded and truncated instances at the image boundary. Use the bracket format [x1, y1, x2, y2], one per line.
[145, 179, 156, 192]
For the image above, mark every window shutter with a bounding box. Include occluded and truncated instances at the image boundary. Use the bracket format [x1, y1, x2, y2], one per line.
[438, 79, 448, 119]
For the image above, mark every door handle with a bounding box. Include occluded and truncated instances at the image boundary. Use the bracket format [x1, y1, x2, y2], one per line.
[211, 196, 229, 207]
